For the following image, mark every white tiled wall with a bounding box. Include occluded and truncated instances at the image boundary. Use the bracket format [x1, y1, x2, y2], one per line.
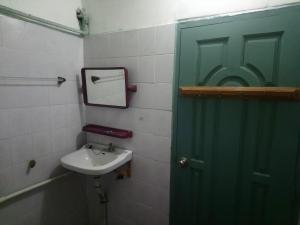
[0, 15, 88, 225]
[84, 24, 175, 225]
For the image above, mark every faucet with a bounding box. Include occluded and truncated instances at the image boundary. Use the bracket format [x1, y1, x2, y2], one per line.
[107, 143, 115, 152]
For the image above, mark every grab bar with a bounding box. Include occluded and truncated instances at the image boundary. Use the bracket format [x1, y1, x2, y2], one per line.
[0, 172, 72, 204]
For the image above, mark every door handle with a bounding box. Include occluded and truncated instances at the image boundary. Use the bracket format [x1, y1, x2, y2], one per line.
[178, 157, 188, 168]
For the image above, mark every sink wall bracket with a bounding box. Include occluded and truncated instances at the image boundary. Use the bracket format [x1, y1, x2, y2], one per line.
[115, 161, 131, 179]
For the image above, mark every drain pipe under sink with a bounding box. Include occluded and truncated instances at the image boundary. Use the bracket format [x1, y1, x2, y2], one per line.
[94, 176, 108, 225]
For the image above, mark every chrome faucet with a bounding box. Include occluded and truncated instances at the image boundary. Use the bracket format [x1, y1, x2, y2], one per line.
[107, 143, 115, 152]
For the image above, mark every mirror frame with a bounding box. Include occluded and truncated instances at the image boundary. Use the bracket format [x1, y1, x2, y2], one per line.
[81, 67, 129, 108]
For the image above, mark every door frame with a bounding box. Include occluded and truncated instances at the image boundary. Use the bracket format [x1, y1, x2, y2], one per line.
[169, 4, 300, 225]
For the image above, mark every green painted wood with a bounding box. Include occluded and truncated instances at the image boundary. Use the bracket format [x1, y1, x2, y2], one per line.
[170, 5, 300, 225]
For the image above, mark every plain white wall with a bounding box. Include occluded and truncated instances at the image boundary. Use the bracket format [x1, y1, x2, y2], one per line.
[0, 0, 82, 29]
[83, 0, 300, 34]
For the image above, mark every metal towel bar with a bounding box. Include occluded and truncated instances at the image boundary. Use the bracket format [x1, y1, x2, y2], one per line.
[0, 172, 72, 204]
[0, 76, 66, 85]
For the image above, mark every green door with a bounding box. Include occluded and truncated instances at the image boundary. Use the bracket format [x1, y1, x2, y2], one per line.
[171, 6, 300, 225]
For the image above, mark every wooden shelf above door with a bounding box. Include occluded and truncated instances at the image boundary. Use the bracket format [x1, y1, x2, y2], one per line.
[179, 86, 300, 100]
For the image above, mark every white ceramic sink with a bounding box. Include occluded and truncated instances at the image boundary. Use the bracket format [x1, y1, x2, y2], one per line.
[60, 143, 132, 175]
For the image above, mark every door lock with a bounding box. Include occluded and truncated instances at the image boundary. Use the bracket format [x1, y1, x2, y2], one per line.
[178, 157, 188, 168]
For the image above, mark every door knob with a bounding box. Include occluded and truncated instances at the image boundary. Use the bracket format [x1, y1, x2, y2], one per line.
[178, 157, 188, 168]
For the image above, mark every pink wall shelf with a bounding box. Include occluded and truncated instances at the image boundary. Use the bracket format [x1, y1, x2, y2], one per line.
[82, 124, 133, 139]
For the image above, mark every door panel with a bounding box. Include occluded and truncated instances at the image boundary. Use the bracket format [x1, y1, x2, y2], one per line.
[171, 6, 300, 225]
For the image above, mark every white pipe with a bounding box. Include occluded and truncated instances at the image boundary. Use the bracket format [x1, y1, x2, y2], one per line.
[0, 5, 86, 37]
[0, 172, 72, 204]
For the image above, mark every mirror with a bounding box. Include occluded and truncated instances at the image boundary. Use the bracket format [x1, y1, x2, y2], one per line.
[82, 67, 129, 108]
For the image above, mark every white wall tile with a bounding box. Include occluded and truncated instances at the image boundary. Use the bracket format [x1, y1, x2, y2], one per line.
[66, 104, 85, 128]
[107, 32, 123, 57]
[133, 132, 171, 162]
[65, 81, 82, 104]
[11, 134, 34, 165]
[65, 125, 85, 150]
[1, 17, 26, 51]
[13, 160, 40, 190]
[152, 210, 169, 225]
[0, 15, 86, 225]
[84, 57, 108, 67]
[50, 105, 66, 129]
[0, 109, 11, 139]
[0, 86, 50, 109]
[130, 83, 172, 110]
[0, 193, 34, 224]
[86, 106, 128, 130]
[120, 57, 139, 83]
[49, 84, 69, 105]
[9, 108, 32, 136]
[137, 56, 155, 83]
[138, 27, 156, 56]
[155, 24, 176, 54]
[86, 107, 172, 137]
[0, 167, 16, 195]
[84, 33, 111, 59]
[28, 86, 50, 107]
[51, 127, 67, 153]
[0, 139, 12, 171]
[134, 203, 154, 225]
[134, 202, 169, 225]
[110, 30, 139, 57]
[131, 155, 170, 189]
[0, 48, 31, 76]
[134, 183, 169, 215]
[2, 17, 66, 56]
[30, 106, 50, 133]
[108, 198, 137, 223]
[0, 86, 17, 109]
[32, 131, 52, 158]
[132, 108, 172, 137]
[26, 52, 57, 77]
[84, 24, 174, 225]
[0, 17, 3, 47]
[108, 214, 136, 225]
[155, 54, 174, 83]
[33, 155, 59, 181]
[0, 86, 26, 109]
[49, 81, 82, 105]
[85, 106, 111, 125]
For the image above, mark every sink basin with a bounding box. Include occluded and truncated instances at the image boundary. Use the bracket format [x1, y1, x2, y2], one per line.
[60, 143, 132, 175]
